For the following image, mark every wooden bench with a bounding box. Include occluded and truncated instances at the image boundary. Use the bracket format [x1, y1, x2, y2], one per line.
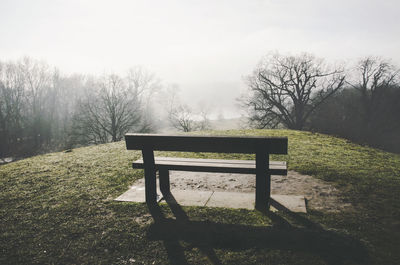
[125, 133, 288, 211]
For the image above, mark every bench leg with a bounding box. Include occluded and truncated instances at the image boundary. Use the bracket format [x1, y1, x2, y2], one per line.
[266, 173, 271, 206]
[159, 168, 170, 195]
[255, 150, 270, 211]
[142, 148, 157, 205]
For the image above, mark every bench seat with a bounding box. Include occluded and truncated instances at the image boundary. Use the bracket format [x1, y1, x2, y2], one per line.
[133, 157, 287, 175]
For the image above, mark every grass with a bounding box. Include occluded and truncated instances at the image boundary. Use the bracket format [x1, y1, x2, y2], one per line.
[1, 129, 400, 264]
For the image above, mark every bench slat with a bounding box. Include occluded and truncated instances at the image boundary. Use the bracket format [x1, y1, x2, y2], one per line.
[154, 157, 285, 166]
[133, 157, 287, 175]
[125, 133, 288, 154]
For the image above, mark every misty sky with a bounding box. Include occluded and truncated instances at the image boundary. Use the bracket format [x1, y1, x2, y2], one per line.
[1, 0, 399, 117]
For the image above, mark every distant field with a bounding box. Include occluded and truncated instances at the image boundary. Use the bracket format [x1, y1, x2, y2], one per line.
[159, 118, 245, 134]
[1, 129, 399, 264]
[209, 117, 245, 130]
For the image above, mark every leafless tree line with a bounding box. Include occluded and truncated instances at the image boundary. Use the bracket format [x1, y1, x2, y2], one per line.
[0, 58, 159, 158]
[1, 53, 399, 158]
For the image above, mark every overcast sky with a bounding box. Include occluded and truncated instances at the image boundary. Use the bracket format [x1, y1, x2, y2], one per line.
[1, 0, 399, 117]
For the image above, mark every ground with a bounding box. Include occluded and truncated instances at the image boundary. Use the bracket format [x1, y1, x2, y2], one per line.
[1, 129, 400, 264]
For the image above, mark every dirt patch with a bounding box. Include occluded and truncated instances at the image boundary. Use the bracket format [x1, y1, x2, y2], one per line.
[134, 214, 154, 227]
[135, 170, 352, 213]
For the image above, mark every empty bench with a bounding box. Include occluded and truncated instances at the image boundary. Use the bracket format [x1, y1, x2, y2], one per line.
[125, 133, 288, 211]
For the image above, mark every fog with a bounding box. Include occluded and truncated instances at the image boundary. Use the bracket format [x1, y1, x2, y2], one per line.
[1, 0, 400, 159]
[1, 0, 400, 117]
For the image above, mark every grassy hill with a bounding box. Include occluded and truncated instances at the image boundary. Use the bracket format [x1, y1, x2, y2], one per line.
[1, 129, 400, 264]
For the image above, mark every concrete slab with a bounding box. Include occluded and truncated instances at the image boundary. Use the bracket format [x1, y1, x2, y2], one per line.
[115, 187, 306, 213]
[115, 187, 213, 207]
[206, 191, 254, 209]
[271, 195, 307, 213]
[162, 190, 213, 207]
[114, 185, 162, 202]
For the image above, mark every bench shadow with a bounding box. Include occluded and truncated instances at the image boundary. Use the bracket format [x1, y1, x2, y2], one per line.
[148, 192, 222, 265]
[147, 194, 369, 265]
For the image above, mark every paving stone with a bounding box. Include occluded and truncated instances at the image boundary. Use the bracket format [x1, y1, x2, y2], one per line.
[206, 191, 254, 209]
[161, 190, 213, 207]
[271, 194, 307, 213]
[115, 183, 306, 213]
[114, 185, 162, 202]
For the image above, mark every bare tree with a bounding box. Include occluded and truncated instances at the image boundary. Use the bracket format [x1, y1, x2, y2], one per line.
[168, 104, 196, 132]
[72, 67, 161, 145]
[197, 105, 212, 131]
[165, 86, 199, 132]
[127, 66, 160, 98]
[0, 60, 29, 156]
[166, 89, 213, 132]
[245, 52, 345, 130]
[18, 57, 53, 149]
[72, 74, 142, 144]
[127, 67, 161, 132]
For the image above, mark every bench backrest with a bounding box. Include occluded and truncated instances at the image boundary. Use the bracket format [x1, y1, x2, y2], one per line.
[125, 133, 288, 154]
